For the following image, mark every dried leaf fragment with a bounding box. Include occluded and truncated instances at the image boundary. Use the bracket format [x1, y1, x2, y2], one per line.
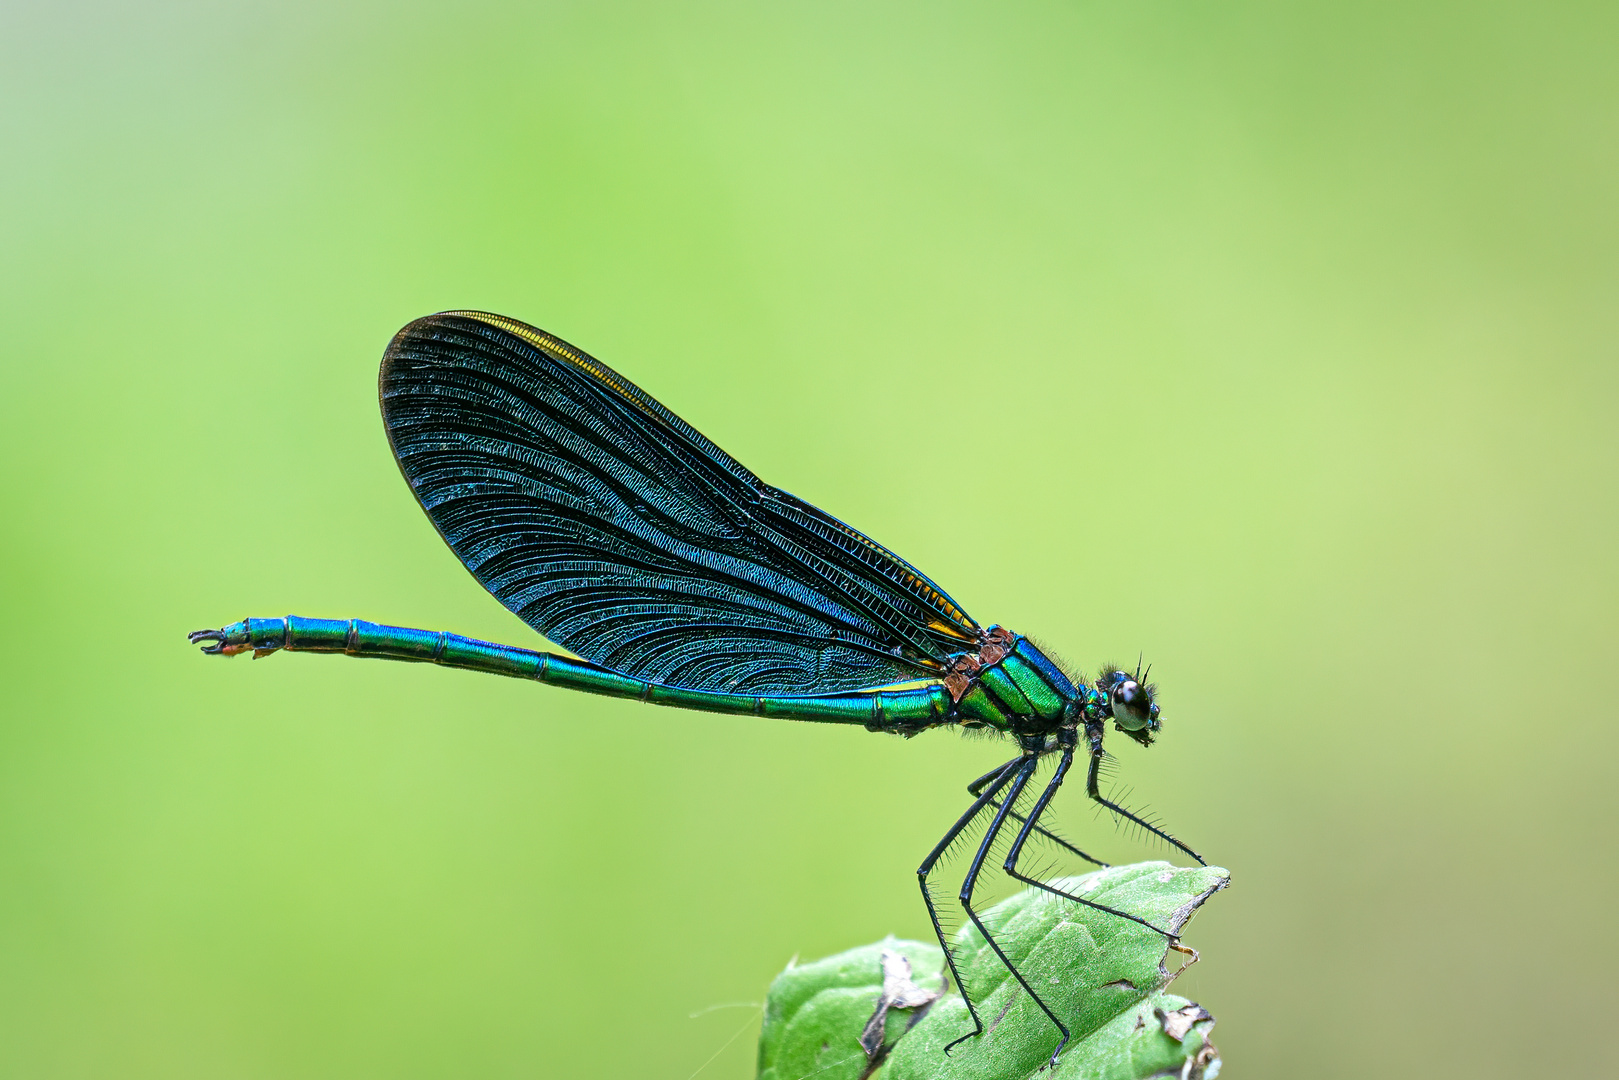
[858, 948, 943, 1060]
[1155, 1002, 1213, 1042]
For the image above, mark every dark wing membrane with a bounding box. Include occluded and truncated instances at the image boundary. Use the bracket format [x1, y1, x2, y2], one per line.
[378, 311, 981, 694]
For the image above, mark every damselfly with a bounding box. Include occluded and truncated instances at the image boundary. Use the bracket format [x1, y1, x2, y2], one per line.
[190, 311, 1203, 1065]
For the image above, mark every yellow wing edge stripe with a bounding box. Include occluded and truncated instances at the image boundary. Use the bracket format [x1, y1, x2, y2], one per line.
[822, 518, 977, 634]
[445, 310, 664, 426]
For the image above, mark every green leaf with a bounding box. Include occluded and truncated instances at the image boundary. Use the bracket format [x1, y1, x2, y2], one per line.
[756, 862, 1228, 1080]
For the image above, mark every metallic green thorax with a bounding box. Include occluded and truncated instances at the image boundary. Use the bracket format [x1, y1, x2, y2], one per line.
[947, 630, 1087, 734]
[201, 616, 1094, 736]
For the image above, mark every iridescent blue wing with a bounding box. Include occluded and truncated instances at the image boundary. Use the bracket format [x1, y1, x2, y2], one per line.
[378, 311, 981, 694]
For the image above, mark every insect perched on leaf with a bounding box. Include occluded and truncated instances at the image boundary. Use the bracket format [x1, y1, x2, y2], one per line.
[190, 311, 1204, 1068]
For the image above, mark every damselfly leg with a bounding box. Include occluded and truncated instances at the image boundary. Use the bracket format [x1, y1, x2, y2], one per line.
[917, 757, 1020, 1053]
[1083, 747, 1204, 866]
[1002, 743, 1180, 943]
[947, 754, 1076, 1060]
[919, 751, 1078, 1067]
[971, 761, 1109, 869]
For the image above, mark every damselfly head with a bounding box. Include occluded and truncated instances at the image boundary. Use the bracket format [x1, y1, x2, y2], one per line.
[1097, 668, 1161, 747]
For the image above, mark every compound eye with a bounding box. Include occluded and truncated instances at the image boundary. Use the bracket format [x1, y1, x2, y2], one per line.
[1110, 678, 1152, 731]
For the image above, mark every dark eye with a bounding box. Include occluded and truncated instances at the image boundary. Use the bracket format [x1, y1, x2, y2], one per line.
[1110, 678, 1152, 730]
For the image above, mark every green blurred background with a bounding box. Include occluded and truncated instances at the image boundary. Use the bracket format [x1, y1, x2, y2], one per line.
[2, 2, 1614, 1077]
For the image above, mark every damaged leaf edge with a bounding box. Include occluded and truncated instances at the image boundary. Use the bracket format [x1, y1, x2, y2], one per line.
[1158, 873, 1230, 985]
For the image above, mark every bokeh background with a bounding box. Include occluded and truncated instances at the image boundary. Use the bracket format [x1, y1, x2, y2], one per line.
[3, 2, 1615, 1077]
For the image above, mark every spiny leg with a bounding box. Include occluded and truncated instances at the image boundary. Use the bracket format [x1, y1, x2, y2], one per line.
[969, 765, 1108, 869]
[946, 754, 1072, 1060]
[1085, 743, 1204, 865]
[918, 756, 1021, 1048]
[1003, 741, 1179, 950]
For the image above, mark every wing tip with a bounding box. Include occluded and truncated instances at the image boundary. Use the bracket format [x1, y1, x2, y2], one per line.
[383, 310, 507, 356]
[382, 311, 597, 381]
